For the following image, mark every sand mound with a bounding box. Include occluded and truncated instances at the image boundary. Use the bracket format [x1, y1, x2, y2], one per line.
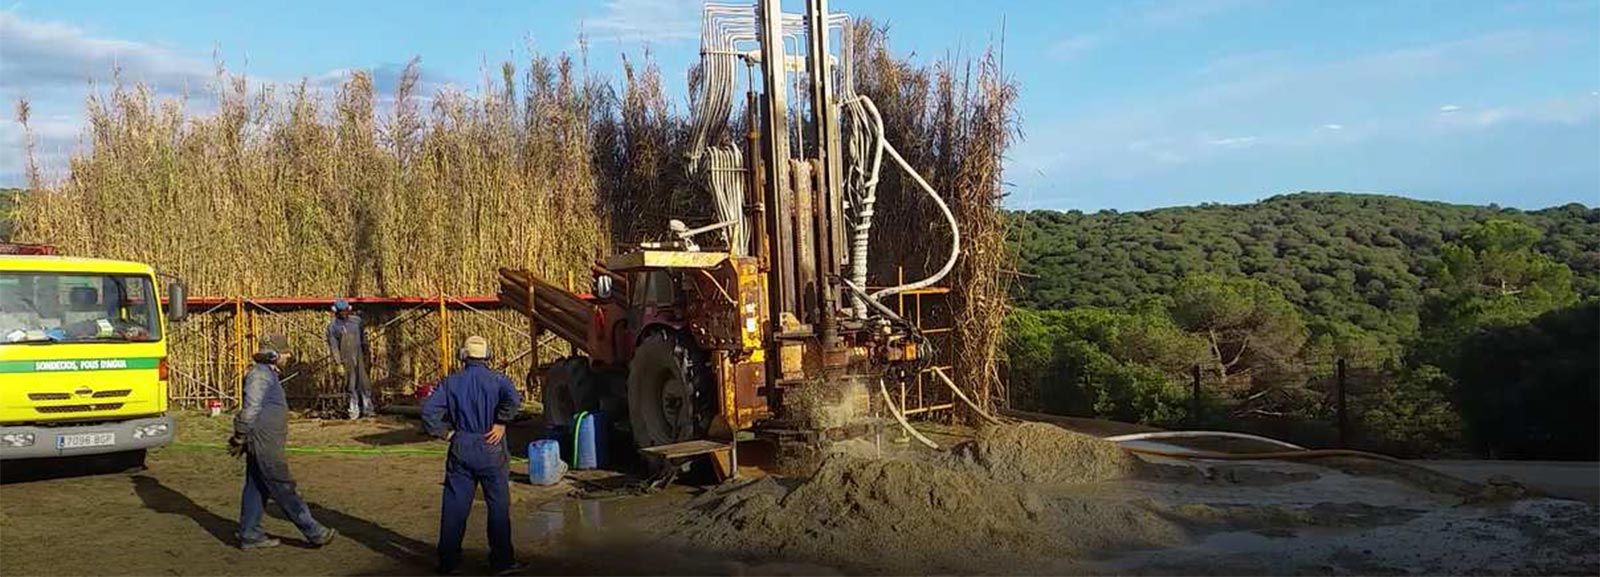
[666, 455, 1185, 574]
[952, 422, 1141, 484]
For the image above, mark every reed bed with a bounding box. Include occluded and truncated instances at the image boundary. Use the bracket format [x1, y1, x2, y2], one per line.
[14, 28, 1016, 414]
[850, 22, 1019, 417]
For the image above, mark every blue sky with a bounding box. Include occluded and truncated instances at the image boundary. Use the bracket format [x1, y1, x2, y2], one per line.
[1, 0, 1596, 211]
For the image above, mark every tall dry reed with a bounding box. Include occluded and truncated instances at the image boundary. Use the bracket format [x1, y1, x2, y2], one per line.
[14, 28, 1016, 413]
[850, 21, 1019, 417]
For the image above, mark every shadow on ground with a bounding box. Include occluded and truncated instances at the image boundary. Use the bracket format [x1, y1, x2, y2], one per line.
[131, 473, 434, 571]
[1, 451, 147, 484]
[353, 427, 434, 447]
[131, 474, 237, 545]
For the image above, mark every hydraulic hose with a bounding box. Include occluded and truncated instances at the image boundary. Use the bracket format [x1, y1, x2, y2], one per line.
[849, 96, 961, 303]
[930, 366, 1002, 426]
[878, 378, 939, 449]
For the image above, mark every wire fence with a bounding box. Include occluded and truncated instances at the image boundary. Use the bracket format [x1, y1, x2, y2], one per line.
[1005, 354, 1455, 456]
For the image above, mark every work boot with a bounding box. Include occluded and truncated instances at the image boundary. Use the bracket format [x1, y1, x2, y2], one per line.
[493, 562, 528, 576]
[307, 527, 338, 547]
[240, 537, 281, 550]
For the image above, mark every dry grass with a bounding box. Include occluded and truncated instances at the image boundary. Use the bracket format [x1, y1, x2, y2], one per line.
[13, 28, 1016, 413]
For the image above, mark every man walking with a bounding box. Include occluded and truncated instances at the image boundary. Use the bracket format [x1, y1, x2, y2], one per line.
[422, 335, 523, 575]
[326, 298, 374, 419]
[231, 334, 338, 549]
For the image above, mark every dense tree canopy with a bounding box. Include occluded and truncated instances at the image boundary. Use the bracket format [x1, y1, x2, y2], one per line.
[1006, 193, 1599, 458]
[1011, 193, 1600, 356]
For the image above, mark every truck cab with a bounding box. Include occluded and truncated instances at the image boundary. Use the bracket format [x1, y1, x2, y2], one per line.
[0, 251, 186, 464]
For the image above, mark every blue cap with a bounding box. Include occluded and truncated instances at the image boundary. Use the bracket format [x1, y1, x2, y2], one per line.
[332, 298, 351, 312]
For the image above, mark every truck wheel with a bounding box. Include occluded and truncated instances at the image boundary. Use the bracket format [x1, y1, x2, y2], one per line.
[542, 356, 589, 428]
[627, 331, 713, 449]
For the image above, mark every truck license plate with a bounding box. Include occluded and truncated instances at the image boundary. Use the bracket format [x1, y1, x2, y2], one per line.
[58, 432, 115, 449]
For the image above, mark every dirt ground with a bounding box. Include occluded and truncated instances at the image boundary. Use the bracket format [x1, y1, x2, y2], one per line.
[1, 412, 1596, 576]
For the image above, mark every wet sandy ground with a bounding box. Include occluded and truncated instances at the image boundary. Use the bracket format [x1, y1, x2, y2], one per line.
[1, 412, 1596, 576]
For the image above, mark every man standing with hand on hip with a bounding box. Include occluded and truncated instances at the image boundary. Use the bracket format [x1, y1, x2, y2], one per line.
[326, 298, 374, 419]
[422, 335, 523, 575]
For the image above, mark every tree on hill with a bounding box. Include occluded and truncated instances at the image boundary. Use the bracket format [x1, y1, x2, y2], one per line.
[1418, 219, 1578, 364]
[1170, 274, 1307, 387]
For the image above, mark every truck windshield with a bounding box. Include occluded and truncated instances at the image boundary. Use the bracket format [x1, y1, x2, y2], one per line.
[0, 273, 162, 344]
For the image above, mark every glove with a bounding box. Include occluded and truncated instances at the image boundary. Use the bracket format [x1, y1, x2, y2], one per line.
[227, 433, 248, 458]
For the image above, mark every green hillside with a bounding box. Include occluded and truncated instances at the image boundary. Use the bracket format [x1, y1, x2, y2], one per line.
[1011, 193, 1600, 354]
[1005, 193, 1599, 459]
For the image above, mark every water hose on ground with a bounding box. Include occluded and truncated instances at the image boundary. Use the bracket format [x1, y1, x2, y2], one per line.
[167, 442, 530, 463]
[878, 379, 939, 449]
[1107, 438, 1478, 488]
[930, 366, 1002, 426]
[1102, 430, 1306, 451]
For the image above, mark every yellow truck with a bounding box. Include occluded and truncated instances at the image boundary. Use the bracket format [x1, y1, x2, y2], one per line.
[0, 244, 187, 467]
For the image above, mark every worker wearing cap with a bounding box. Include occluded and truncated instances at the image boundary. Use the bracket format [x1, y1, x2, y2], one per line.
[231, 334, 338, 550]
[326, 299, 374, 419]
[421, 335, 523, 575]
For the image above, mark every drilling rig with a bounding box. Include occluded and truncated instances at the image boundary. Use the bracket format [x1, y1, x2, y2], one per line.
[498, 0, 960, 475]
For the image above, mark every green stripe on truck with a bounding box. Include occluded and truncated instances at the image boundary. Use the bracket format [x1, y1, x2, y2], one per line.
[0, 358, 161, 373]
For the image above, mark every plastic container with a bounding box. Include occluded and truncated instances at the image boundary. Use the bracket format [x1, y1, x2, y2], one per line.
[572, 411, 606, 470]
[544, 425, 570, 465]
[526, 439, 564, 485]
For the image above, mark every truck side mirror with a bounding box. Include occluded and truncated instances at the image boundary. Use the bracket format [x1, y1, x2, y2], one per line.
[167, 281, 187, 323]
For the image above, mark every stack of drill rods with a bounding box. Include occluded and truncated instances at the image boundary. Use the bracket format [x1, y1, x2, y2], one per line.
[497, 268, 592, 355]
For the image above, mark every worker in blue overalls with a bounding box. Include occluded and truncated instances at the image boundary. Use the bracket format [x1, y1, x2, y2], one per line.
[232, 334, 338, 550]
[326, 299, 374, 420]
[421, 335, 523, 575]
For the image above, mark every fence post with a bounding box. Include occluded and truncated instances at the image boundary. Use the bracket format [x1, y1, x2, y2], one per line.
[1189, 364, 1202, 425]
[1336, 357, 1348, 447]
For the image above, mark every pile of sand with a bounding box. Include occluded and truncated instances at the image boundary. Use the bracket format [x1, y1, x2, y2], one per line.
[950, 422, 1142, 484]
[665, 455, 1185, 574]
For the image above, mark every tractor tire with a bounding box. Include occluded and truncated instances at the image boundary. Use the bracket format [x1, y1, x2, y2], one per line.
[542, 356, 589, 428]
[627, 331, 714, 449]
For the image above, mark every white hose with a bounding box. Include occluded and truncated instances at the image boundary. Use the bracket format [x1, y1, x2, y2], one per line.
[930, 366, 1001, 426]
[878, 378, 939, 449]
[1102, 431, 1307, 451]
[854, 96, 960, 303]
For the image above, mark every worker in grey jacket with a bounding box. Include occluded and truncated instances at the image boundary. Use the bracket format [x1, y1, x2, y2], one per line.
[326, 299, 374, 419]
[231, 334, 337, 550]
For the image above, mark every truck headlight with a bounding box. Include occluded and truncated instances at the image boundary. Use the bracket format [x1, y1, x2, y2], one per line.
[132, 423, 170, 439]
[1, 433, 35, 447]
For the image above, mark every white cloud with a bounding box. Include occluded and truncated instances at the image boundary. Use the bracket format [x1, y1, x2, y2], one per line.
[1207, 135, 1258, 148]
[1437, 95, 1600, 129]
[1013, 28, 1583, 189]
[0, 11, 216, 95]
[582, 0, 701, 43]
[1049, 34, 1103, 61]
[0, 11, 463, 186]
[1439, 104, 1462, 113]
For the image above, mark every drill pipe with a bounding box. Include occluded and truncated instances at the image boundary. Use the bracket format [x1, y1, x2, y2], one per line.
[497, 268, 594, 354]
